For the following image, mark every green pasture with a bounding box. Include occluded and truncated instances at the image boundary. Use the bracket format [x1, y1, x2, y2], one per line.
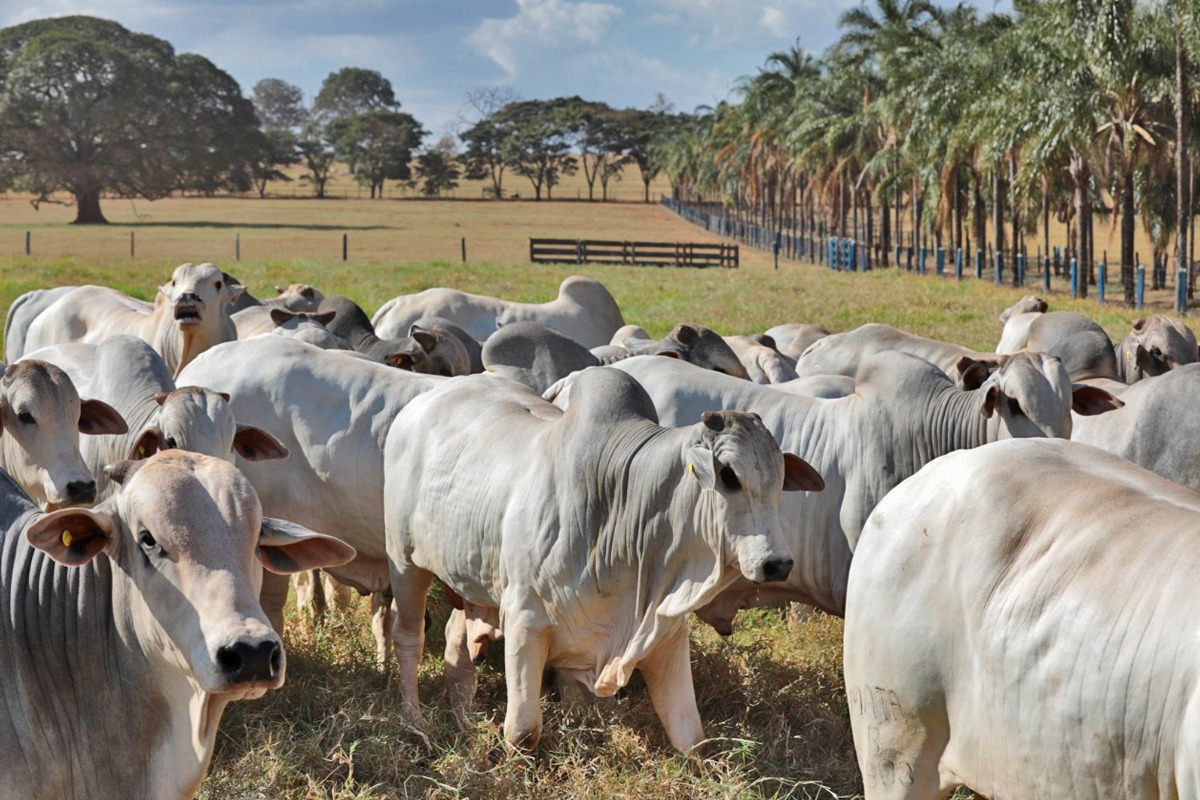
[0, 197, 1186, 799]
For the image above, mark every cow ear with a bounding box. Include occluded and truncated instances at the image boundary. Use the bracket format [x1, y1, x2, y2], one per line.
[672, 324, 699, 346]
[269, 308, 298, 327]
[782, 453, 824, 492]
[258, 517, 357, 574]
[300, 286, 316, 299]
[274, 285, 286, 295]
[313, 311, 337, 327]
[956, 356, 990, 391]
[384, 352, 415, 370]
[410, 329, 438, 353]
[982, 386, 999, 418]
[128, 427, 161, 460]
[1133, 317, 1147, 331]
[1071, 385, 1124, 416]
[221, 272, 245, 303]
[685, 446, 717, 491]
[27, 507, 116, 567]
[78, 399, 128, 436]
[232, 425, 289, 461]
[153, 391, 171, 406]
[656, 350, 682, 360]
[105, 459, 145, 486]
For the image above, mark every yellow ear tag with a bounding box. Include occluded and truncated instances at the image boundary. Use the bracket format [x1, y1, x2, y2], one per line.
[688, 463, 694, 474]
[61, 530, 73, 548]
[137, 446, 145, 456]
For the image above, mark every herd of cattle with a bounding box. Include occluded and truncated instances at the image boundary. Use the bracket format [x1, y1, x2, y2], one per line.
[2, 261, 1199, 798]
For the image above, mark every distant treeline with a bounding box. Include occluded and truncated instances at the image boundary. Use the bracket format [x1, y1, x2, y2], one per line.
[0, 15, 678, 225]
[654, 0, 1200, 302]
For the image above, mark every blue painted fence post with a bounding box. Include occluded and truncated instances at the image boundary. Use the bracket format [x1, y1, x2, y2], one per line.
[894, 245, 902, 268]
[975, 249, 983, 279]
[918, 247, 926, 275]
[955, 248, 963, 281]
[1177, 267, 1188, 315]
[1097, 262, 1106, 305]
[936, 248, 945, 277]
[994, 252, 1003, 286]
[860, 243, 868, 273]
[1070, 259, 1078, 298]
[1137, 264, 1146, 310]
[1043, 256, 1051, 291]
[1015, 253, 1024, 287]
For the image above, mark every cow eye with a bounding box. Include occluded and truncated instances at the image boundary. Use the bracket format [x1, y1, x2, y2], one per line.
[17, 411, 35, 425]
[138, 530, 158, 551]
[215, 280, 223, 290]
[1007, 397, 1023, 417]
[719, 465, 742, 492]
[163, 437, 178, 450]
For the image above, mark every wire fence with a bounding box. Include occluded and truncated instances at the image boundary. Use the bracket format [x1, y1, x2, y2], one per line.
[661, 196, 1194, 313]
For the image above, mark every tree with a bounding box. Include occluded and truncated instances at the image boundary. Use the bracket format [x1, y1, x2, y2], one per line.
[251, 129, 300, 198]
[326, 110, 425, 199]
[561, 98, 627, 201]
[416, 139, 461, 197]
[461, 116, 512, 198]
[0, 16, 261, 223]
[498, 99, 577, 200]
[252, 78, 307, 131]
[313, 67, 398, 122]
[621, 108, 670, 203]
[297, 138, 336, 199]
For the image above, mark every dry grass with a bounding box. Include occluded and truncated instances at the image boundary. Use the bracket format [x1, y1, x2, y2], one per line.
[0, 194, 1193, 799]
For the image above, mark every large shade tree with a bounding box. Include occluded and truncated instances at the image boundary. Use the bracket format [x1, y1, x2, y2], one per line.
[0, 16, 263, 223]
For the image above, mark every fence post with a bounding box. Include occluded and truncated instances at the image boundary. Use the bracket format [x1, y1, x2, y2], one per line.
[130, 231, 135, 258]
[576, 240, 583, 265]
[342, 233, 348, 261]
[1177, 264, 1188, 315]
[235, 232, 240, 261]
[1137, 264, 1146, 311]
[955, 248, 963, 281]
[919, 247, 926, 275]
[975, 249, 983, 279]
[1070, 259, 1078, 298]
[461, 237, 467, 263]
[24, 230, 30, 256]
[1043, 255, 1051, 291]
[1098, 262, 1106, 306]
[1016, 252, 1024, 287]
[936, 248, 945, 277]
[773, 232, 781, 271]
[994, 252, 1003, 286]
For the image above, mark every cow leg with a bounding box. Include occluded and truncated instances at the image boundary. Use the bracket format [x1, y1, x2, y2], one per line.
[390, 570, 434, 721]
[637, 624, 704, 753]
[259, 570, 291, 634]
[371, 591, 396, 668]
[325, 573, 353, 612]
[293, 570, 325, 633]
[443, 608, 476, 720]
[502, 612, 552, 750]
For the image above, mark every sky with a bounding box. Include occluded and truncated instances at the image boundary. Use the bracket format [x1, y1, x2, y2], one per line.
[0, 0, 1011, 141]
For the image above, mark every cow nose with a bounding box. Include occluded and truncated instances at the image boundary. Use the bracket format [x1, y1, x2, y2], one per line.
[66, 479, 96, 504]
[176, 292, 201, 304]
[761, 558, 794, 583]
[216, 639, 282, 683]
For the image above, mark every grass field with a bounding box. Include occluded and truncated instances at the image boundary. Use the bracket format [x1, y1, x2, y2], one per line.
[0, 194, 1191, 799]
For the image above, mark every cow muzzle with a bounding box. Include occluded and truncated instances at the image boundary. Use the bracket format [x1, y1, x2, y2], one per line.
[216, 638, 283, 687]
[174, 294, 203, 325]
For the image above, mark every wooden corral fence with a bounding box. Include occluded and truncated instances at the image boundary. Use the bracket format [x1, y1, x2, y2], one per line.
[529, 237, 738, 268]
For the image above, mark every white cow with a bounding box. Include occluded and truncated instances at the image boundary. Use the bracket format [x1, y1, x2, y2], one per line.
[561, 352, 1118, 624]
[177, 336, 443, 649]
[0, 450, 354, 799]
[793, 323, 1003, 385]
[384, 368, 820, 751]
[0, 360, 128, 509]
[18, 263, 243, 377]
[845, 438, 1200, 800]
[231, 307, 347, 349]
[22, 337, 289, 501]
[371, 275, 625, 349]
[725, 335, 798, 384]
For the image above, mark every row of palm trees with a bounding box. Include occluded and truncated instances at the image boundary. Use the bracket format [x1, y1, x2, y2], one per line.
[655, 0, 1200, 301]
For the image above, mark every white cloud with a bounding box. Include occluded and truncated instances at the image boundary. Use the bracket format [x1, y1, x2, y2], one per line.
[760, 6, 788, 37]
[467, 0, 623, 77]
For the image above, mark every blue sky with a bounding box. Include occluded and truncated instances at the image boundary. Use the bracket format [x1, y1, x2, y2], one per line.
[1, 0, 1011, 140]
